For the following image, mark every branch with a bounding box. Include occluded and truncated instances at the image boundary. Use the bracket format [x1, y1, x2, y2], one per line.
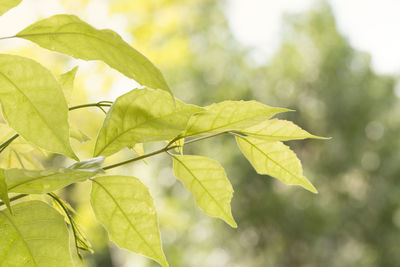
[103, 131, 229, 170]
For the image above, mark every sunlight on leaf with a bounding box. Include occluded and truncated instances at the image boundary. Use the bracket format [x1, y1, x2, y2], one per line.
[172, 155, 237, 227]
[0, 54, 77, 160]
[91, 176, 168, 267]
[0, 0, 21, 16]
[0, 169, 11, 212]
[0, 201, 72, 266]
[5, 157, 104, 194]
[184, 100, 290, 137]
[94, 88, 203, 157]
[241, 119, 328, 141]
[57, 66, 78, 105]
[236, 136, 317, 193]
[18, 14, 172, 95]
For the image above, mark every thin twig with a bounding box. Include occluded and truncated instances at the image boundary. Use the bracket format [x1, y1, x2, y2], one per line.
[103, 131, 229, 170]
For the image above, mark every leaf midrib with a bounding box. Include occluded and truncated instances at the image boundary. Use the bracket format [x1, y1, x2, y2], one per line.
[0, 71, 66, 149]
[173, 155, 233, 223]
[16, 30, 165, 86]
[7, 169, 92, 192]
[95, 104, 191, 156]
[185, 107, 284, 137]
[237, 136, 304, 181]
[91, 179, 163, 261]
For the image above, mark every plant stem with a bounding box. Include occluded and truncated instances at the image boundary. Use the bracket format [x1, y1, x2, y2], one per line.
[0, 134, 19, 153]
[0, 35, 16, 41]
[47, 193, 83, 259]
[68, 102, 112, 111]
[0, 194, 28, 207]
[0, 133, 229, 206]
[0, 102, 112, 153]
[103, 131, 229, 170]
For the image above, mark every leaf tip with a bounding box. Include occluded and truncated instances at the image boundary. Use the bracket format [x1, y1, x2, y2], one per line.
[301, 179, 318, 194]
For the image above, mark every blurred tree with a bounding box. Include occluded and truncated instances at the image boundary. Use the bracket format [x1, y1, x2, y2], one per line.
[50, 0, 400, 266]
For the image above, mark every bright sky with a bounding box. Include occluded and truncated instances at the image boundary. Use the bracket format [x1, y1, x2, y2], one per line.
[1, 0, 399, 75]
[227, 0, 400, 75]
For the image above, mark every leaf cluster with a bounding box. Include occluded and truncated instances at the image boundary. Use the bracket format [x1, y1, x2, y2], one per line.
[0, 1, 325, 266]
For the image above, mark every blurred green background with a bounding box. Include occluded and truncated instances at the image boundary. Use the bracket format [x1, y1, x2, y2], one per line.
[1, 0, 400, 266]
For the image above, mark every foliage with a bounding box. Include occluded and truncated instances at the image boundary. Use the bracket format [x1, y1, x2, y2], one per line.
[0, 2, 324, 266]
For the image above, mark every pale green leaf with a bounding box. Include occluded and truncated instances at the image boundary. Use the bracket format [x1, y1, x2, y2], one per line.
[5, 157, 104, 194]
[132, 143, 144, 156]
[241, 119, 328, 141]
[0, 123, 45, 169]
[68, 156, 104, 172]
[184, 100, 290, 137]
[57, 66, 78, 105]
[94, 88, 203, 156]
[131, 143, 148, 164]
[236, 136, 317, 193]
[0, 54, 77, 160]
[0, 169, 11, 212]
[0, 0, 22, 16]
[91, 176, 168, 267]
[17, 14, 172, 94]
[173, 138, 184, 155]
[70, 126, 91, 143]
[0, 200, 72, 267]
[172, 155, 237, 227]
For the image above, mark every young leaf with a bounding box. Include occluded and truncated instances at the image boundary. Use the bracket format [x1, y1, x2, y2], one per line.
[0, 54, 77, 160]
[240, 119, 328, 141]
[68, 156, 105, 172]
[94, 88, 203, 157]
[91, 176, 168, 267]
[57, 66, 78, 105]
[17, 14, 172, 95]
[0, 169, 11, 211]
[5, 157, 104, 194]
[0, 201, 72, 267]
[131, 143, 148, 164]
[132, 143, 145, 156]
[173, 138, 184, 155]
[0, 123, 46, 169]
[172, 155, 237, 227]
[0, 0, 22, 16]
[235, 136, 317, 193]
[184, 100, 290, 137]
[70, 126, 91, 143]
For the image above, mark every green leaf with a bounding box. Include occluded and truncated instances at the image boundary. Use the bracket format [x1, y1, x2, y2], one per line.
[172, 138, 184, 155]
[0, 54, 77, 160]
[172, 155, 237, 227]
[5, 157, 104, 194]
[240, 119, 328, 141]
[0, 123, 46, 169]
[94, 88, 203, 157]
[68, 156, 104, 172]
[0, 0, 22, 16]
[235, 136, 317, 193]
[90, 176, 168, 267]
[0, 169, 11, 212]
[132, 143, 145, 156]
[70, 126, 91, 143]
[17, 14, 172, 95]
[131, 143, 148, 164]
[0, 200, 72, 266]
[57, 66, 78, 105]
[184, 100, 290, 137]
